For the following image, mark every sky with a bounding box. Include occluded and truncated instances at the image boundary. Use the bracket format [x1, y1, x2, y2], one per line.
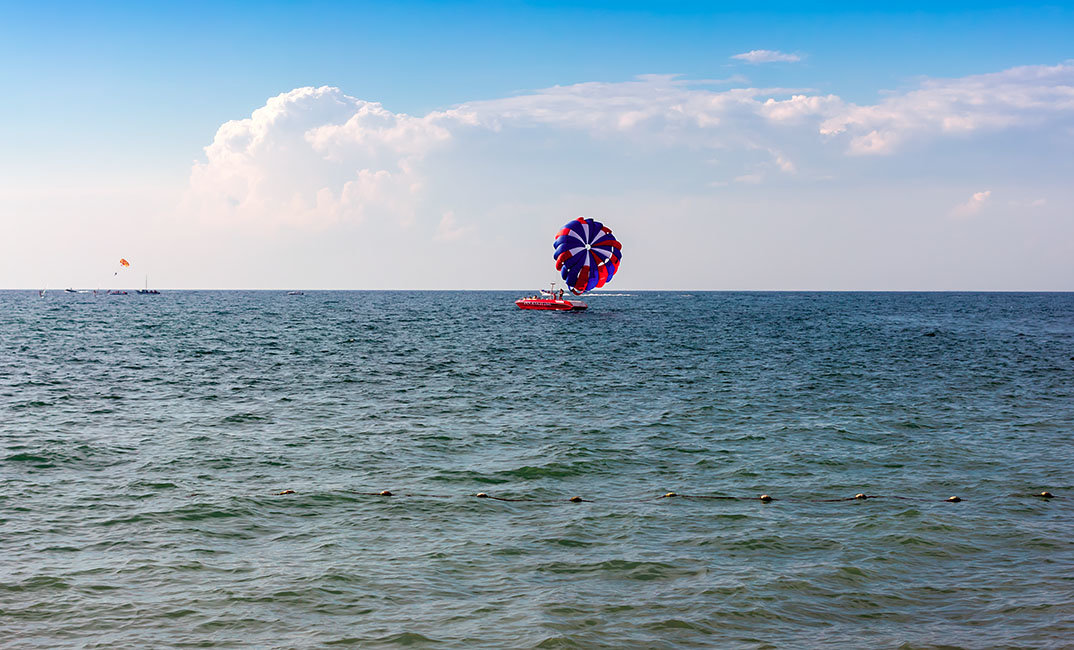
[1, 1, 1072, 290]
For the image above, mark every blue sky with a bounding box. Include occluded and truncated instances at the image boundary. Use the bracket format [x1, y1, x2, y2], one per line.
[1, 1, 1072, 289]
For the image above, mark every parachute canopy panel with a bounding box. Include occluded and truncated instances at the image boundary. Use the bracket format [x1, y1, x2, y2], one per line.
[553, 217, 622, 295]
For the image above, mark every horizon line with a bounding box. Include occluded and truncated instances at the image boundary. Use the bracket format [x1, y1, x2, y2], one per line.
[6, 288, 1074, 293]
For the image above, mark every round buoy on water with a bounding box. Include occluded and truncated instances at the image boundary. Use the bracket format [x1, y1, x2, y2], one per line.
[946, 496, 961, 502]
[277, 489, 295, 495]
[854, 493, 868, 500]
[569, 496, 583, 503]
[759, 494, 773, 503]
[663, 492, 677, 498]
[475, 492, 489, 498]
[379, 490, 393, 497]
[1040, 491, 1054, 499]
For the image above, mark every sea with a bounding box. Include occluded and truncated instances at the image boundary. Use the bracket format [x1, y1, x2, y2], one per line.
[2, 290, 1072, 648]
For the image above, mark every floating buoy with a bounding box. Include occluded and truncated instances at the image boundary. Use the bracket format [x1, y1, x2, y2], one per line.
[854, 493, 868, 500]
[759, 494, 773, 503]
[662, 492, 677, 498]
[379, 490, 393, 497]
[277, 489, 295, 495]
[1039, 491, 1054, 499]
[475, 492, 489, 498]
[569, 496, 583, 502]
[946, 496, 961, 502]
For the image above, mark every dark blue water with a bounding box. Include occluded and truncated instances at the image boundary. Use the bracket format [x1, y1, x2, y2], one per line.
[2, 291, 1073, 648]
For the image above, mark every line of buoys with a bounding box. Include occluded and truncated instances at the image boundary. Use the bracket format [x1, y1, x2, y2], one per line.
[269, 489, 1060, 503]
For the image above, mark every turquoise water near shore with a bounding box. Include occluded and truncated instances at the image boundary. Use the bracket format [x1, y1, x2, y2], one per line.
[2, 291, 1073, 647]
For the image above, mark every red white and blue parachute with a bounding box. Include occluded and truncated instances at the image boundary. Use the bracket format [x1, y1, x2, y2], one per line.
[553, 217, 622, 295]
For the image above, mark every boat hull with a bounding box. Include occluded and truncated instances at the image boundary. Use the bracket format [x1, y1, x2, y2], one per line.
[515, 298, 587, 311]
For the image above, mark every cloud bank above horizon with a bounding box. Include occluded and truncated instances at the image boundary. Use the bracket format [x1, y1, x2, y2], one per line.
[188, 62, 1074, 230]
[4, 60, 1073, 290]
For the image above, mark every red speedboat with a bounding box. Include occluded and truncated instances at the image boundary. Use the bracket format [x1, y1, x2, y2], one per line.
[515, 285, 587, 311]
[515, 296, 588, 311]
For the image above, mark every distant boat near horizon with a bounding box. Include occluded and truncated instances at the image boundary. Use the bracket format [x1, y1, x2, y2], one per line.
[136, 274, 160, 295]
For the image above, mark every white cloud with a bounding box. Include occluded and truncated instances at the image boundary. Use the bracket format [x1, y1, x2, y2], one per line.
[761, 94, 844, 123]
[186, 63, 1074, 231]
[770, 150, 796, 173]
[457, 75, 824, 153]
[821, 63, 1074, 154]
[952, 190, 992, 217]
[434, 210, 471, 241]
[187, 86, 462, 228]
[732, 50, 802, 64]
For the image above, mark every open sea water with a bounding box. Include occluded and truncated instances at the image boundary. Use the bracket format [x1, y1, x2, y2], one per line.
[1, 290, 1072, 648]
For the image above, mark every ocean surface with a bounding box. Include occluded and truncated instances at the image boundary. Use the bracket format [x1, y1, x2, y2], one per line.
[2, 290, 1072, 648]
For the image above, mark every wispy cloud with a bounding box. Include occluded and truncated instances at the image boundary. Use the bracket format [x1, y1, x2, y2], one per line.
[821, 63, 1074, 154]
[732, 49, 801, 64]
[952, 190, 992, 217]
[770, 150, 796, 173]
[434, 210, 471, 241]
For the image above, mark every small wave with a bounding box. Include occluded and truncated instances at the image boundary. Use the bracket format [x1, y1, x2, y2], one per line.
[537, 559, 703, 580]
[644, 618, 713, 633]
[9, 400, 52, 409]
[369, 632, 443, 646]
[4, 452, 53, 464]
[221, 412, 269, 424]
[498, 461, 608, 480]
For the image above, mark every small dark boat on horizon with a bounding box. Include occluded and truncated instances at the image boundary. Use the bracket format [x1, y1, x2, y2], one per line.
[136, 275, 160, 294]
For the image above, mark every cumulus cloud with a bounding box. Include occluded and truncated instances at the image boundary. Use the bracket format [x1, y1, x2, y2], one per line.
[761, 94, 844, 123]
[952, 190, 992, 217]
[187, 86, 464, 228]
[732, 50, 802, 64]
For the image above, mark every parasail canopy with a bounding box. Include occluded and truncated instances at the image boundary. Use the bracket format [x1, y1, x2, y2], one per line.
[553, 217, 622, 295]
[119, 258, 130, 267]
